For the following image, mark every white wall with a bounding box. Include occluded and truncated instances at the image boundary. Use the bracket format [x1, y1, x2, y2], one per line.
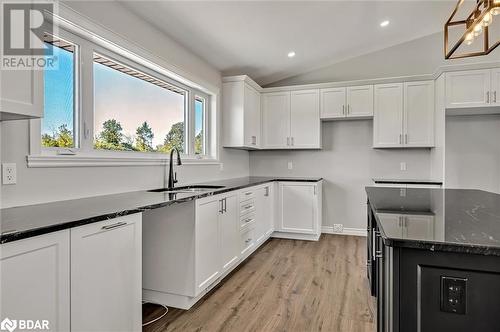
[1, 1, 249, 208]
[445, 114, 500, 194]
[267, 32, 500, 87]
[250, 120, 431, 230]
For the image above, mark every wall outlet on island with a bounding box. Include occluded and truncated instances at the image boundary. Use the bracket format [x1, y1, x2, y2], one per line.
[333, 224, 343, 233]
[287, 161, 293, 170]
[2, 163, 17, 185]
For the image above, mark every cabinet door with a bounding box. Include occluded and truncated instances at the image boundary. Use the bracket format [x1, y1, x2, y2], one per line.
[320, 87, 346, 119]
[490, 68, 500, 106]
[254, 186, 267, 244]
[404, 81, 434, 147]
[71, 214, 142, 332]
[290, 89, 320, 148]
[1, 231, 70, 331]
[0, 68, 43, 120]
[279, 182, 318, 234]
[219, 194, 239, 273]
[263, 184, 274, 237]
[445, 70, 491, 108]
[262, 92, 290, 148]
[244, 83, 261, 147]
[195, 198, 221, 293]
[373, 83, 403, 148]
[347, 85, 374, 117]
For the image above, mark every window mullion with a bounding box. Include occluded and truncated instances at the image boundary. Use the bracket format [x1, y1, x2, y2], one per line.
[79, 41, 94, 152]
[187, 91, 195, 156]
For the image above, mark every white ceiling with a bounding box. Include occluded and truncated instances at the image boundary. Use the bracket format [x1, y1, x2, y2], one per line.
[122, 1, 458, 86]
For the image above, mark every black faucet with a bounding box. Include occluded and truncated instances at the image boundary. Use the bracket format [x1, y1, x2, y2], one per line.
[167, 148, 182, 190]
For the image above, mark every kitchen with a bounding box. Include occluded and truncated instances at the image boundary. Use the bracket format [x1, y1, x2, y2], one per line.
[1, 1, 500, 332]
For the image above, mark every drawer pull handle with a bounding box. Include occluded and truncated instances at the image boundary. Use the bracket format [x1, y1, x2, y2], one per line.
[244, 205, 253, 210]
[245, 239, 252, 244]
[245, 192, 253, 196]
[244, 218, 253, 224]
[102, 221, 127, 230]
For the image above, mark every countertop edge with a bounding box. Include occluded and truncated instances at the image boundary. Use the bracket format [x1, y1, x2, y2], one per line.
[1, 177, 323, 244]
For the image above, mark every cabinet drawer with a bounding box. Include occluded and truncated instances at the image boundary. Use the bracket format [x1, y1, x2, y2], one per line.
[239, 190, 255, 202]
[240, 227, 255, 256]
[240, 213, 256, 231]
[240, 200, 256, 216]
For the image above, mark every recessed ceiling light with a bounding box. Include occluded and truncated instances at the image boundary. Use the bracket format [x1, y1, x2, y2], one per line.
[287, 51, 296, 58]
[380, 20, 390, 27]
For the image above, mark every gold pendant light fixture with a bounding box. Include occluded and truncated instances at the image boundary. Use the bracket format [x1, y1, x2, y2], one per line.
[445, 0, 500, 59]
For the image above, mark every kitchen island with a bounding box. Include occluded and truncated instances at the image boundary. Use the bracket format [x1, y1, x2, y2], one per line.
[366, 187, 500, 332]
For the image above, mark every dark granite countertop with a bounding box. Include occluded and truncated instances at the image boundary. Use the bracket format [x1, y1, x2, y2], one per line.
[372, 178, 443, 185]
[1, 177, 322, 244]
[366, 186, 500, 256]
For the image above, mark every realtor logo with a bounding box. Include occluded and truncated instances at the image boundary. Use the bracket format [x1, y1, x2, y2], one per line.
[1, 1, 57, 70]
[0, 318, 50, 331]
[0, 318, 17, 332]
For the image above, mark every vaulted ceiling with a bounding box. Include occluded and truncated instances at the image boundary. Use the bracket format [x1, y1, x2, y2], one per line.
[122, 1, 459, 86]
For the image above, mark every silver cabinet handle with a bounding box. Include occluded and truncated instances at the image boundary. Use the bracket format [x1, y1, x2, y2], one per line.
[245, 191, 253, 196]
[399, 134, 402, 144]
[245, 238, 252, 244]
[487, 91, 490, 103]
[264, 187, 269, 197]
[291, 137, 294, 146]
[286, 137, 290, 146]
[494, 91, 497, 103]
[243, 204, 253, 210]
[405, 134, 408, 144]
[342, 105, 345, 115]
[347, 104, 350, 115]
[251, 136, 256, 145]
[219, 199, 224, 214]
[244, 218, 253, 224]
[223, 198, 227, 213]
[102, 221, 127, 230]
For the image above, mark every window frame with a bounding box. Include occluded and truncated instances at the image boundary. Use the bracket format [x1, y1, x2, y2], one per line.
[30, 24, 216, 166]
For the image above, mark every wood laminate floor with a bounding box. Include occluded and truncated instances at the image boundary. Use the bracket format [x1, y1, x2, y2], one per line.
[143, 234, 376, 332]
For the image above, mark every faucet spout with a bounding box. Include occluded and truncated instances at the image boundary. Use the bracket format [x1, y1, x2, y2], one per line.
[167, 148, 182, 190]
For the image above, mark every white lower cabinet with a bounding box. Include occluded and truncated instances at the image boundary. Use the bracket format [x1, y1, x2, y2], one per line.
[71, 213, 142, 332]
[254, 184, 274, 244]
[219, 194, 239, 274]
[0, 231, 70, 331]
[275, 181, 323, 241]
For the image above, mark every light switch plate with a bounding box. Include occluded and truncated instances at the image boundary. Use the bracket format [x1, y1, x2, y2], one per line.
[400, 162, 407, 171]
[2, 163, 17, 185]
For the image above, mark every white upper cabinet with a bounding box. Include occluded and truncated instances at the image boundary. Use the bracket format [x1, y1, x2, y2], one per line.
[0, 68, 43, 121]
[262, 89, 321, 149]
[347, 85, 374, 117]
[222, 76, 261, 149]
[290, 89, 320, 148]
[262, 91, 291, 148]
[320, 87, 346, 119]
[374, 81, 434, 148]
[404, 81, 434, 147]
[373, 83, 404, 148]
[445, 69, 491, 108]
[490, 68, 500, 106]
[320, 85, 373, 120]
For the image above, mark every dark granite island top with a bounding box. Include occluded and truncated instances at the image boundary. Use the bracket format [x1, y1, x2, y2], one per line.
[1, 176, 322, 244]
[366, 186, 500, 256]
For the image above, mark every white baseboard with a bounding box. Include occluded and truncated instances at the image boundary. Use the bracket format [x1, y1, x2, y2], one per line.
[321, 226, 367, 237]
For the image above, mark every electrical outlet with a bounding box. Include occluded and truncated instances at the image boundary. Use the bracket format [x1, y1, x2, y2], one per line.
[333, 224, 343, 233]
[441, 276, 467, 314]
[287, 161, 293, 170]
[400, 162, 407, 171]
[2, 163, 17, 185]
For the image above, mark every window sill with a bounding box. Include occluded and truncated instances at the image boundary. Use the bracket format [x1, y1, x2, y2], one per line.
[27, 154, 220, 168]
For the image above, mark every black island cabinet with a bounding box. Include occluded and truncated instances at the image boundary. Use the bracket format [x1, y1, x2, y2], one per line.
[366, 186, 500, 332]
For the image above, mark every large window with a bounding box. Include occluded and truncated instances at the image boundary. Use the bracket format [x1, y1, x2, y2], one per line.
[42, 35, 76, 148]
[93, 54, 186, 154]
[40, 28, 213, 163]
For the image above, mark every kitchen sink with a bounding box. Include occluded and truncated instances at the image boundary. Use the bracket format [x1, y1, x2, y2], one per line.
[148, 185, 225, 193]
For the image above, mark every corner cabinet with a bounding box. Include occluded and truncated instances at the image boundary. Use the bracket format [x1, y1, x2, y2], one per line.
[71, 214, 142, 332]
[275, 181, 323, 241]
[0, 67, 43, 121]
[222, 76, 261, 149]
[373, 81, 434, 148]
[0, 231, 70, 331]
[262, 89, 321, 149]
